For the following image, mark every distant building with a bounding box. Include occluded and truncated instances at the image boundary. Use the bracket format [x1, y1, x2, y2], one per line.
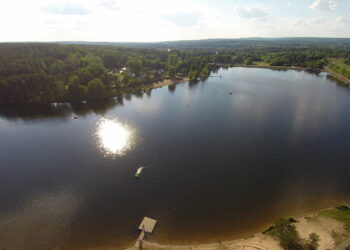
[119, 67, 128, 74]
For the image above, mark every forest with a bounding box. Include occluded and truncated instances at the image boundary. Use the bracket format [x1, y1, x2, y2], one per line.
[0, 44, 215, 103]
[0, 41, 349, 103]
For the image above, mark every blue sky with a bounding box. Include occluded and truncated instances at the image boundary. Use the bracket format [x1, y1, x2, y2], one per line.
[0, 0, 349, 42]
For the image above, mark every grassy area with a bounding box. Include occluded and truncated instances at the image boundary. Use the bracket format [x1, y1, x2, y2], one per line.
[327, 59, 350, 84]
[252, 61, 306, 69]
[253, 61, 271, 67]
[332, 59, 350, 71]
[234, 62, 305, 70]
[318, 205, 350, 228]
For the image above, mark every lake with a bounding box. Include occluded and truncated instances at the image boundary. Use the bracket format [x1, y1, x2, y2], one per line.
[0, 67, 349, 249]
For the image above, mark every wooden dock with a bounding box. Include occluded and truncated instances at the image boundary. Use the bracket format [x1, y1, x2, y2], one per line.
[134, 217, 157, 248]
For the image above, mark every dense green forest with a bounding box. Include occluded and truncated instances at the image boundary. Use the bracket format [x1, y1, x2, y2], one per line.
[59, 37, 350, 50]
[0, 44, 216, 103]
[0, 41, 350, 103]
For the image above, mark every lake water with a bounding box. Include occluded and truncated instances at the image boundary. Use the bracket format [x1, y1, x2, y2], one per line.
[0, 67, 349, 249]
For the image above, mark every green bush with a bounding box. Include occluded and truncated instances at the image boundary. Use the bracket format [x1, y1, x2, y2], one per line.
[307, 233, 320, 250]
[265, 217, 320, 250]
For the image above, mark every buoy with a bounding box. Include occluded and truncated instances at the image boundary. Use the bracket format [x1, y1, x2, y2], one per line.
[134, 167, 144, 179]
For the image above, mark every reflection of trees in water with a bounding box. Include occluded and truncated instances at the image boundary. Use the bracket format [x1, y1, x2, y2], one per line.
[134, 91, 144, 99]
[0, 97, 125, 121]
[168, 84, 176, 93]
[305, 69, 322, 76]
[124, 93, 132, 101]
[0, 89, 157, 121]
[145, 89, 152, 97]
[188, 79, 200, 89]
[70, 98, 123, 116]
[0, 103, 72, 121]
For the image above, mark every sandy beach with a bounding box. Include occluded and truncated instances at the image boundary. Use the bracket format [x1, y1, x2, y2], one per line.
[148, 77, 190, 89]
[126, 206, 350, 250]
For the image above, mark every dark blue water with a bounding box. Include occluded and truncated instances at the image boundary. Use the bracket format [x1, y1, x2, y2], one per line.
[0, 68, 349, 249]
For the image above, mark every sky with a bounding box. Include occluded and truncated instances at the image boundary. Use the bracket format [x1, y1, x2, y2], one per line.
[0, 0, 350, 42]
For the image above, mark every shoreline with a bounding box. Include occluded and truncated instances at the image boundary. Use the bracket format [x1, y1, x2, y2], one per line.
[325, 68, 350, 86]
[0, 77, 190, 105]
[144, 77, 189, 90]
[235, 64, 306, 71]
[126, 205, 350, 250]
[236, 64, 350, 86]
[1, 66, 349, 105]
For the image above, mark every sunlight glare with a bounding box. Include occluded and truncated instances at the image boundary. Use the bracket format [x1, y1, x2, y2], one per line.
[96, 118, 134, 157]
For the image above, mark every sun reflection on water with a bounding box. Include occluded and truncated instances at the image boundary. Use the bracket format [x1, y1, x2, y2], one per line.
[96, 118, 135, 157]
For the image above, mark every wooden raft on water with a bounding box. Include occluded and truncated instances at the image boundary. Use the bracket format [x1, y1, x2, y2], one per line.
[134, 217, 157, 248]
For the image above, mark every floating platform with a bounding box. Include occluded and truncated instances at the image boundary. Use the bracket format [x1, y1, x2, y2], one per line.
[138, 217, 157, 233]
[134, 217, 157, 248]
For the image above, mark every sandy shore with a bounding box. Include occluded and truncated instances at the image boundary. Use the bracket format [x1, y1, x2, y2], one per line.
[137, 233, 280, 250]
[146, 77, 189, 89]
[126, 207, 350, 250]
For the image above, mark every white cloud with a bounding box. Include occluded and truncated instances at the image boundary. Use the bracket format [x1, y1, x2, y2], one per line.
[235, 5, 268, 19]
[294, 19, 305, 26]
[293, 16, 326, 26]
[309, 0, 337, 11]
[308, 16, 326, 24]
[41, 2, 92, 15]
[98, 0, 120, 10]
[44, 19, 88, 31]
[0, 0, 349, 42]
[335, 15, 350, 23]
[162, 12, 200, 27]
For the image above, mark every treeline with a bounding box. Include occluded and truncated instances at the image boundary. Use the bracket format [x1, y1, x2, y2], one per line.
[231, 48, 350, 68]
[0, 43, 350, 103]
[81, 38, 350, 50]
[0, 44, 225, 103]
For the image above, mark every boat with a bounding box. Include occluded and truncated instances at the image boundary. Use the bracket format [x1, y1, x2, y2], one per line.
[134, 167, 144, 179]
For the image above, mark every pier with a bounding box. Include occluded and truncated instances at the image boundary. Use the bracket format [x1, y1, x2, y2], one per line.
[134, 217, 157, 249]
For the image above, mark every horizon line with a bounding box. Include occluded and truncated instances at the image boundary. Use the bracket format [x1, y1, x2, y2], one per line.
[1, 36, 350, 44]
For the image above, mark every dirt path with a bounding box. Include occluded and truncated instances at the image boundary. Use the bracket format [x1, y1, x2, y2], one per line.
[134, 234, 281, 250]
